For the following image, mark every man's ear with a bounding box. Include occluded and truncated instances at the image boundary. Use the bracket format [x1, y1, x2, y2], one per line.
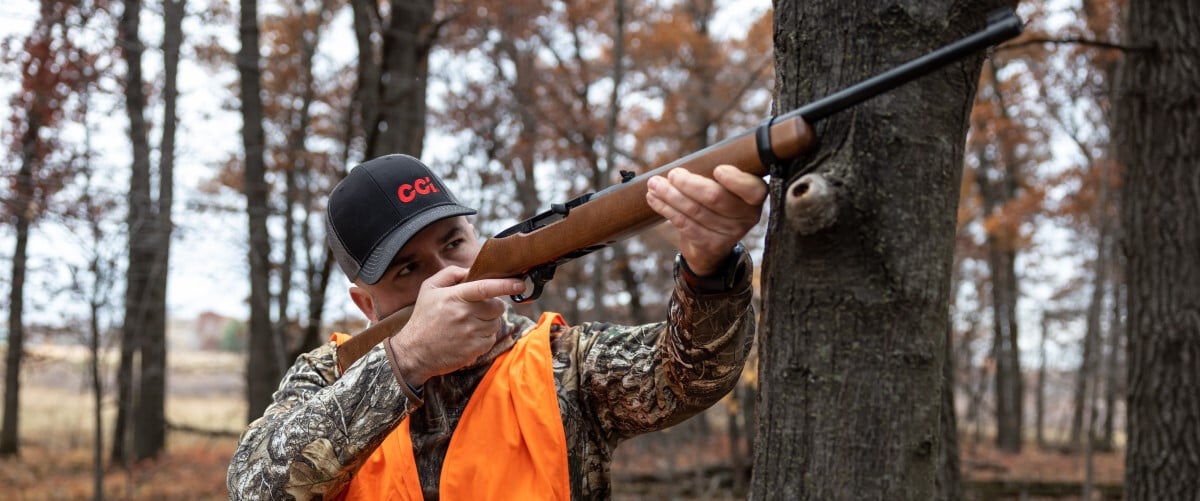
[348, 285, 378, 324]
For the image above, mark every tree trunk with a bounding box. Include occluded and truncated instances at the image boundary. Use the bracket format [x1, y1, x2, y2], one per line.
[1117, 0, 1200, 498]
[1037, 315, 1048, 448]
[365, 0, 434, 158]
[111, 322, 133, 463]
[89, 287, 104, 501]
[115, 0, 158, 463]
[751, 2, 999, 498]
[239, 0, 281, 421]
[728, 397, 745, 495]
[975, 61, 1024, 453]
[350, 0, 381, 156]
[989, 246, 1022, 452]
[1, 109, 38, 456]
[740, 380, 756, 456]
[297, 252, 334, 358]
[938, 323, 963, 501]
[612, 244, 645, 324]
[1071, 167, 1111, 449]
[1100, 273, 1122, 451]
[130, 0, 183, 461]
[275, 164, 297, 372]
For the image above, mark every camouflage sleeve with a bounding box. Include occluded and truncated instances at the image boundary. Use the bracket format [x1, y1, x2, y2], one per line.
[572, 251, 755, 442]
[226, 342, 420, 501]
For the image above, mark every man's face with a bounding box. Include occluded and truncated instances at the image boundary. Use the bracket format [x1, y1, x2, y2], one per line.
[349, 216, 480, 322]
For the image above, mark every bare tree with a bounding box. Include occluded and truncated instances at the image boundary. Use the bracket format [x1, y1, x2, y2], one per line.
[112, 0, 183, 461]
[65, 137, 121, 501]
[1069, 124, 1114, 452]
[238, 0, 281, 421]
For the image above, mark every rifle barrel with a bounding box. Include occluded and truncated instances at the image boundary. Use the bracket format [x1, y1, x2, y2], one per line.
[785, 9, 1023, 124]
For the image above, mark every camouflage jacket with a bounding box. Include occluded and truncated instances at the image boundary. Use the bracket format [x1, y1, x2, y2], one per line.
[227, 253, 754, 500]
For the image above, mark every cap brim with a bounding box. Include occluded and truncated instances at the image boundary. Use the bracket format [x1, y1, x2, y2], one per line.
[357, 204, 477, 285]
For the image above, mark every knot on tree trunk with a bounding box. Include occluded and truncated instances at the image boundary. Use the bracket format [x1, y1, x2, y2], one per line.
[785, 173, 838, 235]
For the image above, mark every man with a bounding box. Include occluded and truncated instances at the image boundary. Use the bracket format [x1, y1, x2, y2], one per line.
[227, 154, 766, 500]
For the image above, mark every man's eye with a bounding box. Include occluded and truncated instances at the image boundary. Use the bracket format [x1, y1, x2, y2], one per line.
[445, 239, 464, 251]
[395, 263, 416, 277]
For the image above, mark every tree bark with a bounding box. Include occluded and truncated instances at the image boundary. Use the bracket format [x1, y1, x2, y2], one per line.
[114, 0, 159, 463]
[1037, 315, 1048, 449]
[350, 0, 381, 155]
[751, 1, 1000, 498]
[363, 0, 434, 158]
[129, 0, 184, 461]
[275, 162, 297, 373]
[239, 0, 281, 421]
[0, 108, 39, 456]
[89, 266, 104, 501]
[1071, 163, 1111, 450]
[1117, 0, 1200, 498]
[938, 323, 963, 501]
[975, 61, 1025, 453]
[1100, 270, 1122, 451]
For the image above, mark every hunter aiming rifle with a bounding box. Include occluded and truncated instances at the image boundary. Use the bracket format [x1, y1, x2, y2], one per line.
[336, 8, 1025, 373]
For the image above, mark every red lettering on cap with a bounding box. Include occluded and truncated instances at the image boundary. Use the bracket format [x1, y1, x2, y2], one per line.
[397, 177, 439, 203]
[397, 184, 415, 202]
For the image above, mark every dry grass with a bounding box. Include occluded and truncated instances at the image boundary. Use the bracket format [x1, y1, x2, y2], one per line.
[5, 345, 243, 500]
[962, 439, 1125, 485]
[3, 345, 1126, 499]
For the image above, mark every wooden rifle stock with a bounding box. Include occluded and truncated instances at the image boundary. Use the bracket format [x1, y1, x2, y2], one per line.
[334, 8, 1023, 373]
[465, 117, 814, 282]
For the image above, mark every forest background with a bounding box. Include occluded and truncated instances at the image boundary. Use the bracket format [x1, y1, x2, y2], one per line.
[0, 0, 1186, 499]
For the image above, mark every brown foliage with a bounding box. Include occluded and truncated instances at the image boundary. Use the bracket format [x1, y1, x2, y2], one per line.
[434, 0, 774, 322]
[1, 0, 109, 222]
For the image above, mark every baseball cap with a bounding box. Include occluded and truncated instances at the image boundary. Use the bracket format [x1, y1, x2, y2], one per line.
[326, 154, 476, 285]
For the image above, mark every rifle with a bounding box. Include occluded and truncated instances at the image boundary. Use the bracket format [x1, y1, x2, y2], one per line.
[336, 8, 1024, 373]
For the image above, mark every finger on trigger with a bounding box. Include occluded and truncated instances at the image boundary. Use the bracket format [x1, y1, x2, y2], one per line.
[713, 165, 768, 206]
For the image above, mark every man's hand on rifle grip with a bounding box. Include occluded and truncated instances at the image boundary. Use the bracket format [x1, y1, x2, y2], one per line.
[388, 266, 525, 387]
[645, 165, 767, 276]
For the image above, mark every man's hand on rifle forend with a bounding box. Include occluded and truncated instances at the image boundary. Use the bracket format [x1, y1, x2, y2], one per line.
[388, 265, 525, 387]
[645, 165, 768, 276]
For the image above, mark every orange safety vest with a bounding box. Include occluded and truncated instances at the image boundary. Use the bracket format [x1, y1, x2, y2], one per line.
[328, 312, 570, 501]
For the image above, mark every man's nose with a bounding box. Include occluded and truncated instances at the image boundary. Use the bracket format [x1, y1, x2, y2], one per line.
[430, 254, 451, 274]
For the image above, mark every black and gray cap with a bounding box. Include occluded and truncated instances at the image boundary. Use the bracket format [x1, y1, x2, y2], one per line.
[326, 154, 476, 285]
